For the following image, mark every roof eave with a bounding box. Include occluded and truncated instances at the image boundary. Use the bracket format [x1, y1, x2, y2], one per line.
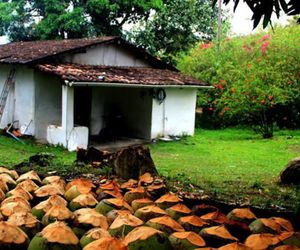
[67, 81, 211, 89]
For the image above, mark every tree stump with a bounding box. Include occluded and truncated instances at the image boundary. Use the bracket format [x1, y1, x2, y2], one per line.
[76, 146, 158, 180]
[280, 156, 300, 185]
[113, 146, 158, 179]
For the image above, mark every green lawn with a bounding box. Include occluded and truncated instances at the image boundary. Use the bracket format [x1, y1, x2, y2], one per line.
[0, 129, 299, 211]
[150, 129, 300, 212]
[0, 136, 75, 166]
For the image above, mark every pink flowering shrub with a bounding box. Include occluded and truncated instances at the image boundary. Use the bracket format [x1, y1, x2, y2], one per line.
[178, 25, 300, 137]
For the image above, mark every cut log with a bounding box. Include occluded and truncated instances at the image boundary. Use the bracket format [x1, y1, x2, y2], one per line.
[113, 146, 158, 179]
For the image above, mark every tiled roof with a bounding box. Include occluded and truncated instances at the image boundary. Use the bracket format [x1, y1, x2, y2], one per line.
[0, 37, 174, 69]
[0, 37, 116, 64]
[36, 63, 208, 87]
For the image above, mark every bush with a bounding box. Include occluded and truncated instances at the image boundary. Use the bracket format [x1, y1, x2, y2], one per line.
[178, 25, 300, 137]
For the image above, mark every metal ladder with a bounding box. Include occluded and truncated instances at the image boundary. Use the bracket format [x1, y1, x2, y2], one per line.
[0, 68, 16, 123]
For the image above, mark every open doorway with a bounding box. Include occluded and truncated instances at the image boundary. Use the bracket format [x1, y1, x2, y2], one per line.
[74, 87, 92, 128]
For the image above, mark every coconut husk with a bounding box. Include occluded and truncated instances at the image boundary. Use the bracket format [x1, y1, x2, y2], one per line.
[155, 192, 182, 209]
[96, 198, 133, 215]
[245, 233, 280, 250]
[65, 178, 95, 193]
[0, 180, 9, 193]
[169, 231, 206, 249]
[73, 208, 108, 229]
[7, 186, 33, 200]
[124, 187, 146, 204]
[0, 167, 18, 179]
[146, 215, 185, 234]
[134, 205, 168, 221]
[201, 211, 231, 226]
[42, 176, 63, 185]
[34, 184, 64, 198]
[0, 200, 31, 217]
[166, 203, 191, 220]
[139, 172, 154, 185]
[178, 215, 209, 232]
[41, 221, 79, 245]
[200, 226, 238, 247]
[17, 170, 41, 184]
[249, 218, 281, 234]
[70, 193, 98, 210]
[124, 226, 171, 249]
[132, 198, 154, 212]
[274, 246, 300, 250]
[0, 173, 16, 187]
[110, 214, 143, 229]
[278, 232, 300, 247]
[219, 242, 252, 250]
[107, 209, 133, 225]
[79, 228, 110, 248]
[109, 213, 143, 237]
[0, 221, 29, 244]
[121, 179, 138, 190]
[271, 217, 294, 232]
[97, 180, 121, 192]
[227, 208, 256, 224]
[16, 179, 39, 193]
[1, 195, 30, 207]
[33, 194, 67, 212]
[42, 205, 73, 224]
[0, 188, 5, 203]
[83, 236, 127, 250]
[7, 212, 39, 228]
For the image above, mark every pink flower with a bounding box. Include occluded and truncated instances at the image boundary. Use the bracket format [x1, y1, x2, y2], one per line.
[260, 34, 272, 42]
[201, 43, 212, 49]
[261, 41, 270, 54]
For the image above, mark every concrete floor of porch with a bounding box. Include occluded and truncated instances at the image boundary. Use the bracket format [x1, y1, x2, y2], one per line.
[89, 137, 150, 152]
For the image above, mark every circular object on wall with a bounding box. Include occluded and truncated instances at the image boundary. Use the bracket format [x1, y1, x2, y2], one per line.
[156, 88, 166, 104]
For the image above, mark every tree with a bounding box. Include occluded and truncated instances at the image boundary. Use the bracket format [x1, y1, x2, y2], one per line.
[214, 0, 300, 29]
[126, 0, 229, 64]
[0, 0, 163, 41]
[178, 25, 300, 138]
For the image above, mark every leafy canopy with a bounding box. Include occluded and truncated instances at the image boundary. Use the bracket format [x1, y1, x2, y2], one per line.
[0, 0, 163, 41]
[178, 25, 300, 137]
[127, 0, 229, 64]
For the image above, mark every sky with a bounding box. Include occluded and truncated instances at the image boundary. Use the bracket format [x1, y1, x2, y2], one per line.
[0, 2, 291, 44]
[227, 1, 290, 35]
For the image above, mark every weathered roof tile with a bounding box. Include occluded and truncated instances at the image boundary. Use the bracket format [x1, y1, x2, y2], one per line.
[36, 63, 207, 87]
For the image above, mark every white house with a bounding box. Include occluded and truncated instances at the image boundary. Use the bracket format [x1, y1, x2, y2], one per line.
[0, 37, 208, 151]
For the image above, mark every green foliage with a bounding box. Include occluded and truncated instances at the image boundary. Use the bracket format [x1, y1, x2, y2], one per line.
[127, 0, 230, 64]
[0, 0, 163, 41]
[178, 25, 300, 138]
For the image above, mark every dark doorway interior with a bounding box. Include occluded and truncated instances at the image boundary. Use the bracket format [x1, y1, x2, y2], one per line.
[74, 87, 92, 128]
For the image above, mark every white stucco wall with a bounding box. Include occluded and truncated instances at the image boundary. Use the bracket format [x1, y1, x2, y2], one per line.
[62, 44, 151, 67]
[151, 88, 198, 138]
[0, 65, 35, 134]
[90, 87, 152, 139]
[34, 71, 62, 140]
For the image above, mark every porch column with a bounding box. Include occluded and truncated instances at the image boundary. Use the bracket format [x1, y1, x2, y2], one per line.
[61, 85, 74, 146]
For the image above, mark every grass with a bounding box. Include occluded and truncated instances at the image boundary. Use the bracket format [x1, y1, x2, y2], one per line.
[0, 135, 75, 166]
[150, 129, 300, 212]
[0, 129, 299, 211]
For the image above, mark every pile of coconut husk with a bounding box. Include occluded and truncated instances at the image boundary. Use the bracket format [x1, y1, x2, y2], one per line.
[0, 167, 299, 250]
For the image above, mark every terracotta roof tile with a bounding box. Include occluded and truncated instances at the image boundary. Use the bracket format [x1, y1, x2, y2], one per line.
[35, 63, 208, 87]
[0, 37, 117, 64]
